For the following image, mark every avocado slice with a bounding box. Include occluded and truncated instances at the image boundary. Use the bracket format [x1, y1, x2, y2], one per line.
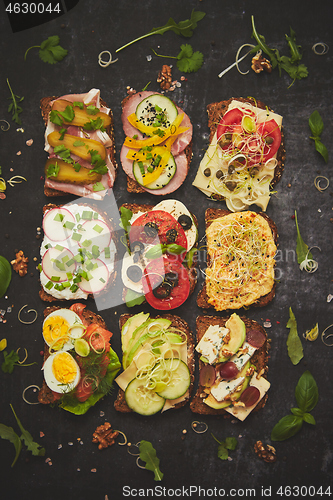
[217, 313, 246, 363]
[121, 312, 150, 353]
[126, 328, 181, 369]
[204, 361, 251, 410]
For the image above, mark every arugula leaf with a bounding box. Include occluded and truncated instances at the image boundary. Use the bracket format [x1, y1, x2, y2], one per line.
[271, 371, 318, 441]
[10, 405, 45, 457]
[0, 424, 22, 467]
[2, 350, 20, 373]
[0, 255, 12, 298]
[116, 10, 205, 53]
[309, 110, 328, 162]
[25, 36, 68, 64]
[294, 210, 312, 265]
[286, 307, 304, 365]
[6, 79, 24, 125]
[139, 440, 164, 481]
[177, 44, 204, 73]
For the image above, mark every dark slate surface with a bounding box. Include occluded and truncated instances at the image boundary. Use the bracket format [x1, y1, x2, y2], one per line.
[0, 0, 332, 499]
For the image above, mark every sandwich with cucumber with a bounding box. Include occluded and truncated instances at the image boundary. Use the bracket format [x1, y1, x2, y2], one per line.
[114, 311, 195, 415]
[120, 91, 193, 194]
[120, 199, 198, 310]
[190, 313, 270, 420]
[40, 88, 117, 199]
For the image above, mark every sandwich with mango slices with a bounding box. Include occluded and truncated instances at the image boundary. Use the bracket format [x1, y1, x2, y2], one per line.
[120, 91, 193, 194]
[40, 88, 117, 199]
[120, 199, 198, 310]
[114, 311, 195, 415]
[192, 97, 285, 212]
[190, 313, 270, 420]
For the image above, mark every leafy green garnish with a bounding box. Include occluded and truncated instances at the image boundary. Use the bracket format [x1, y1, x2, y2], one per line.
[116, 10, 205, 53]
[6, 79, 24, 125]
[125, 289, 145, 308]
[139, 440, 164, 481]
[46, 162, 60, 178]
[84, 117, 106, 132]
[24, 36, 68, 64]
[212, 434, 238, 460]
[271, 371, 318, 441]
[49, 105, 75, 126]
[0, 405, 45, 467]
[145, 243, 186, 259]
[251, 16, 308, 85]
[294, 210, 314, 269]
[152, 43, 204, 73]
[119, 206, 133, 238]
[286, 307, 304, 365]
[309, 110, 328, 162]
[0, 255, 11, 298]
[92, 182, 105, 192]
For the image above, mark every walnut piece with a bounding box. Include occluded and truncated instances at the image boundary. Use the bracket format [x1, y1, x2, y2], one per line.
[254, 440, 276, 463]
[92, 422, 119, 450]
[11, 250, 28, 277]
[157, 65, 173, 90]
[251, 54, 272, 74]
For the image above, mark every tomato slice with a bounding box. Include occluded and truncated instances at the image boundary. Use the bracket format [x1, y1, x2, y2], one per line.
[130, 210, 188, 261]
[257, 119, 281, 161]
[216, 108, 244, 141]
[142, 256, 190, 310]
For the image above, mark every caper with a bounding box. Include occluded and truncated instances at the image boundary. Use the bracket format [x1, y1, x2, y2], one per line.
[203, 167, 211, 177]
[265, 136, 274, 145]
[144, 222, 158, 238]
[224, 180, 237, 191]
[215, 170, 224, 179]
[228, 164, 235, 174]
[178, 214, 192, 231]
[218, 133, 232, 148]
[250, 167, 259, 177]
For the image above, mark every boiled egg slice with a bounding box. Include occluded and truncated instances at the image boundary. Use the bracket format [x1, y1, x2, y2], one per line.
[43, 351, 81, 394]
[42, 308, 85, 352]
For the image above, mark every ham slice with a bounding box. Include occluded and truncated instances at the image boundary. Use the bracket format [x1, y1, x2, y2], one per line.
[121, 91, 192, 194]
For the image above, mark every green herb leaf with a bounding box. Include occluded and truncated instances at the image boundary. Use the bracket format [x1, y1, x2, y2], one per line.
[92, 182, 105, 192]
[165, 244, 187, 255]
[224, 437, 238, 451]
[0, 424, 22, 467]
[286, 307, 304, 365]
[145, 244, 163, 260]
[139, 440, 163, 481]
[303, 413, 316, 425]
[125, 289, 145, 308]
[116, 10, 205, 53]
[217, 444, 229, 460]
[119, 206, 133, 234]
[295, 370, 318, 413]
[271, 414, 303, 441]
[294, 210, 312, 265]
[2, 350, 20, 373]
[6, 79, 24, 125]
[0, 255, 12, 298]
[314, 138, 328, 163]
[291, 407, 304, 417]
[46, 162, 60, 178]
[309, 110, 324, 137]
[10, 405, 45, 457]
[176, 44, 204, 73]
[39, 36, 68, 64]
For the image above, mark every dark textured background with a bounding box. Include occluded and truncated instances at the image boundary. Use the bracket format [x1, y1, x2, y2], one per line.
[0, 1, 332, 499]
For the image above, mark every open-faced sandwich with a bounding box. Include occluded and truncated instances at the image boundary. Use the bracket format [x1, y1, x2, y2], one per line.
[190, 314, 270, 420]
[114, 312, 195, 415]
[38, 202, 117, 302]
[192, 97, 285, 211]
[38, 303, 121, 415]
[120, 91, 193, 194]
[197, 208, 278, 311]
[41, 88, 117, 199]
[120, 200, 198, 309]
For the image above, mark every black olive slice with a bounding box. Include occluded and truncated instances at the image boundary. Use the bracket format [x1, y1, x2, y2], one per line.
[152, 282, 172, 299]
[130, 240, 145, 254]
[144, 222, 159, 238]
[178, 214, 192, 231]
[166, 228, 178, 243]
[126, 265, 143, 283]
[164, 271, 179, 288]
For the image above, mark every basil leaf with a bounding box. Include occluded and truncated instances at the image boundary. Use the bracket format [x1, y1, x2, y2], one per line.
[0, 423, 22, 467]
[315, 139, 328, 163]
[271, 414, 303, 441]
[291, 407, 304, 417]
[286, 307, 304, 365]
[309, 110, 324, 137]
[0, 255, 12, 298]
[119, 207, 133, 233]
[302, 413, 316, 425]
[125, 289, 145, 308]
[145, 244, 163, 260]
[165, 244, 187, 255]
[139, 440, 163, 481]
[295, 370, 318, 413]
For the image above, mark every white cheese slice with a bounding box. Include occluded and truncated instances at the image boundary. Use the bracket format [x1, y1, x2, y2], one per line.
[115, 363, 137, 392]
[210, 376, 245, 402]
[195, 325, 229, 364]
[224, 372, 270, 421]
[230, 342, 257, 371]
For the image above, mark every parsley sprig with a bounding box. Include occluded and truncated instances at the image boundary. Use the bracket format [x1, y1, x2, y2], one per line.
[116, 10, 205, 53]
[212, 434, 238, 460]
[152, 43, 204, 73]
[251, 16, 308, 84]
[6, 79, 24, 125]
[24, 35, 68, 64]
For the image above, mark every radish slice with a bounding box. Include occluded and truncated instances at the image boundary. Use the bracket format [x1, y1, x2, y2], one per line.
[42, 247, 76, 282]
[43, 208, 76, 242]
[78, 219, 112, 252]
[78, 259, 109, 294]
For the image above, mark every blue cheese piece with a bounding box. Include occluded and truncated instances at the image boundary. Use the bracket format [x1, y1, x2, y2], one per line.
[210, 376, 245, 402]
[195, 325, 229, 364]
[230, 342, 256, 371]
[224, 372, 270, 421]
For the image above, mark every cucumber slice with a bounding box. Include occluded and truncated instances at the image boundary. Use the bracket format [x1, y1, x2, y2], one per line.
[133, 154, 177, 190]
[135, 94, 178, 129]
[154, 358, 190, 400]
[125, 377, 165, 415]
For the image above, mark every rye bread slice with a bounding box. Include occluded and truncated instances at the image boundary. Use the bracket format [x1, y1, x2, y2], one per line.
[120, 202, 198, 305]
[190, 315, 269, 416]
[40, 95, 117, 197]
[205, 97, 285, 201]
[39, 202, 118, 302]
[38, 305, 110, 405]
[114, 313, 195, 413]
[197, 208, 278, 311]
[121, 94, 193, 194]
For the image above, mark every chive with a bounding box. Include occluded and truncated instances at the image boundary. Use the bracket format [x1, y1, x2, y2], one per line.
[53, 213, 64, 222]
[51, 276, 61, 282]
[72, 233, 82, 242]
[61, 255, 69, 263]
[54, 260, 65, 271]
[82, 211, 93, 220]
[45, 281, 54, 290]
[62, 281, 71, 288]
[99, 277, 106, 283]
[44, 243, 52, 250]
[66, 272, 73, 280]
[70, 284, 79, 292]
[104, 247, 110, 258]
[55, 244, 64, 251]
[63, 221, 75, 230]
[37, 263, 42, 272]
[66, 258, 75, 267]
[82, 239, 92, 247]
[54, 283, 65, 291]
[93, 212, 99, 220]
[92, 245, 100, 258]
[86, 272, 93, 281]
[93, 224, 103, 233]
[74, 254, 84, 263]
[75, 213, 81, 222]
[73, 276, 82, 283]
